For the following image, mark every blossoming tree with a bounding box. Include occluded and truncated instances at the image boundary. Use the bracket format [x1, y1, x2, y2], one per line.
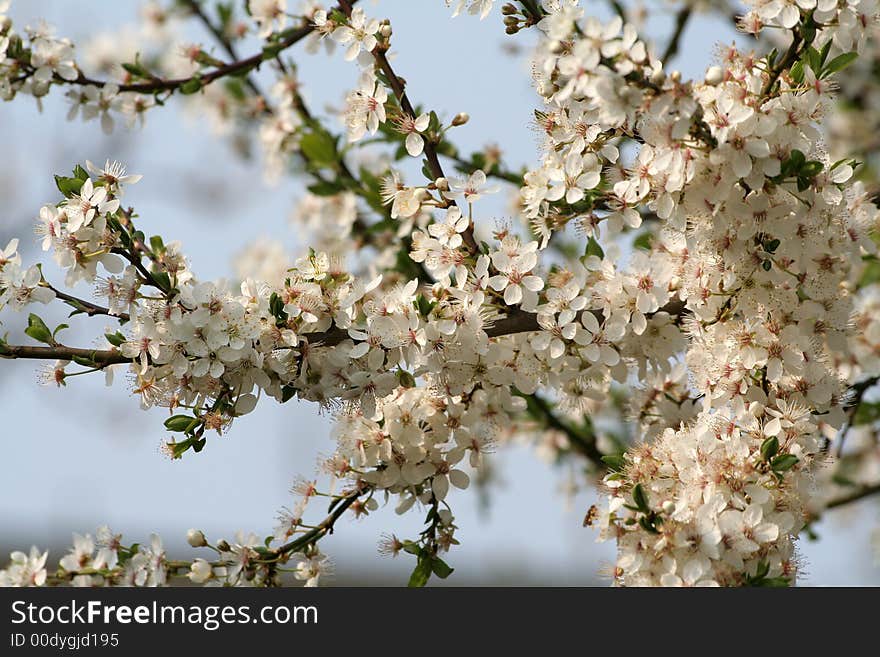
[1, 0, 880, 587]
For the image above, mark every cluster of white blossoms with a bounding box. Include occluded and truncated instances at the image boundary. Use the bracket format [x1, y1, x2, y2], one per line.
[2, 0, 880, 587]
[0, 525, 332, 588]
[523, 1, 878, 583]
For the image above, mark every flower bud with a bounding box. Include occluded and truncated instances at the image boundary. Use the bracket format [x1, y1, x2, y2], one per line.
[662, 500, 676, 515]
[216, 539, 231, 552]
[705, 66, 723, 86]
[188, 559, 213, 584]
[379, 24, 392, 37]
[434, 177, 449, 191]
[502, 3, 518, 15]
[451, 112, 469, 127]
[186, 529, 207, 548]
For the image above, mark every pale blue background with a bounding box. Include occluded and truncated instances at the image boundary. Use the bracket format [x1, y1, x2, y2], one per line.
[0, 0, 876, 585]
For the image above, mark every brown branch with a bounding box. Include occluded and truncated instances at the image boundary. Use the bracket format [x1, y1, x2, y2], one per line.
[0, 343, 129, 365]
[760, 27, 805, 98]
[661, 6, 692, 63]
[35, 3, 354, 96]
[0, 298, 690, 366]
[826, 483, 880, 510]
[43, 282, 130, 322]
[274, 487, 367, 557]
[338, 0, 480, 255]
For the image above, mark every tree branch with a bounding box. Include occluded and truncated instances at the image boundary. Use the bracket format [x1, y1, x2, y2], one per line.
[273, 487, 367, 557]
[338, 0, 481, 255]
[826, 483, 880, 510]
[661, 6, 692, 63]
[0, 343, 128, 366]
[42, 282, 130, 322]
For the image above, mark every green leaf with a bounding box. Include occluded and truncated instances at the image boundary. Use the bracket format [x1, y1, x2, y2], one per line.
[261, 42, 285, 60]
[754, 560, 770, 580]
[858, 258, 880, 289]
[601, 454, 625, 472]
[402, 542, 421, 556]
[179, 77, 203, 95]
[307, 180, 346, 196]
[755, 577, 791, 587]
[821, 52, 858, 77]
[804, 47, 822, 75]
[781, 149, 805, 177]
[632, 483, 650, 514]
[54, 175, 85, 198]
[407, 555, 433, 587]
[52, 323, 69, 339]
[122, 60, 151, 80]
[104, 331, 126, 347]
[300, 130, 338, 168]
[72, 164, 89, 181]
[25, 314, 53, 345]
[414, 293, 436, 318]
[431, 557, 454, 579]
[760, 436, 779, 461]
[638, 516, 659, 534]
[396, 370, 416, 388]
[167, 437, 195, 459]
[763, 238, 780, 253]
[789, 60, 804, 84]
[800, 160, 823, 178]
[584, 236, 604, 259]
[164, 415, 200, 433]
[853, 401, 880, 425]
[771, 454, 799, 473]
[633, 232, 653, 251]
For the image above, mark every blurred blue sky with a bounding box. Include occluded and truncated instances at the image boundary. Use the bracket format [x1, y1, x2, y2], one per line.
[0, 0, 877, 585]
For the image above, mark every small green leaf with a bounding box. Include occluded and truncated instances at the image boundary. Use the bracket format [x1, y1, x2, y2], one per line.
[164, 415, 200, 433]
[821, 52, 858, 77]
[300, 130, 338, 169]
[431, 557, 454, 579]
[54, 175, 85, 198]
[771, 453, 799, 473]
[633, 232, 653, 251]
[25, 314, 53, 345]
[601, 454, 625, 472]
[632, 483, 650, 514]
[72, 164, 89, 181]
[584, 236, 604, 259]
[52, 323, 69, 339]
[800, 160, 823, 178]
[179, 77, 203, 95]
[149, 235, 165, 254]
[407, 555, 433, 588]
[760, 436, 779, 461]
[105, 331, 126, 347]
[307, 180, 346, 196]
[853, 401, 880, 425]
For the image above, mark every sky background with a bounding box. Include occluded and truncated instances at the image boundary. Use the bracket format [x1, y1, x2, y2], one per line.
[1, 0, 877, 585]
